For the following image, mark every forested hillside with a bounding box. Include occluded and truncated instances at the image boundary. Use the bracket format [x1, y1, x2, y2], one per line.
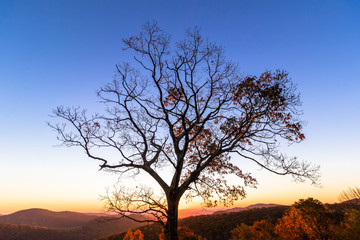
[0, 209, 96, 228]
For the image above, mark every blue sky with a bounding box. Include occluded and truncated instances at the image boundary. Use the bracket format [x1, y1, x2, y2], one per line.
[1, 0, 359, 213]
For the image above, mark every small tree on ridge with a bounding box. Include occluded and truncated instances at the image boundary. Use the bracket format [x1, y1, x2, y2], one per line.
[339, 187, 360, 203]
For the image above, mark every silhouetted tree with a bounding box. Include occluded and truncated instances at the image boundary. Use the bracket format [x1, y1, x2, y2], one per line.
[50, 22, 319, 240]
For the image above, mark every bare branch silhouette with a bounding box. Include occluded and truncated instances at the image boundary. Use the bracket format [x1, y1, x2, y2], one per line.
[49, 21, 319, 240]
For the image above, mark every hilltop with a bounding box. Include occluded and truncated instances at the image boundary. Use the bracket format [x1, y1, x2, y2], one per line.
[212, 203, 283, 215]
[0, 208, 96, 228]
[0, 209, 148, 240]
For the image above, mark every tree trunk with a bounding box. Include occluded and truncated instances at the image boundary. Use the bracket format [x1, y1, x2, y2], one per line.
[164, 195, 180, 240]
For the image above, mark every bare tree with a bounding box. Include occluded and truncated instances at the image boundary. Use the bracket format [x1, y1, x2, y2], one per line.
[339, 187, 360, 202]
[49, 22, 319, 240]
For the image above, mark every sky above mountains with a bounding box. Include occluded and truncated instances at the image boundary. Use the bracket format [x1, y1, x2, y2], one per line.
[1, 0, 360, 214]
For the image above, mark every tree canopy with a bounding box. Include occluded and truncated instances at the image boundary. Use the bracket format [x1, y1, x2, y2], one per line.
[275, 198, 336, 240]
[50, 22, 319, 240]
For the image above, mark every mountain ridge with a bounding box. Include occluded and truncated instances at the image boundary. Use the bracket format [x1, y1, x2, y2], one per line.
[0, 213, 148, 240]
[178, 203, 284, 218]
[0, 208, 96, 228]
[213, 203, 283, 215]
[1, 203, 285, 223]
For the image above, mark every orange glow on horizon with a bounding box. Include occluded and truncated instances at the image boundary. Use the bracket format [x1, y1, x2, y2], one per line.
[1, 183, 341, 215]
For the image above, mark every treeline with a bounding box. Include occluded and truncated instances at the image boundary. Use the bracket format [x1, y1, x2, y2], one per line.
[100, 199, 360, 240]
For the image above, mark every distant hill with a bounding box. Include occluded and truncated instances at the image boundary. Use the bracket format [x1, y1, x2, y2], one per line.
[177, 204, 283, 218]
[178, 208, 217, 219]
[341, 198, 360, 205]
[213, 203, 283, 215]
[0, 208, 96, 228]
[0, 214, 148, 240]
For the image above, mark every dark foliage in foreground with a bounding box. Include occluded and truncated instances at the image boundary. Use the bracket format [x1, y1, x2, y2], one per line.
[100, 224, 163, 240]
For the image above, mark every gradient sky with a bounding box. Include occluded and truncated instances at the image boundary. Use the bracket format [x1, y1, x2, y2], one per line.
[1, 0, 359, 214]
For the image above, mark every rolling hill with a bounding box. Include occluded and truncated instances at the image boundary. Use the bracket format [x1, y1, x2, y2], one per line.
[177, 203, 282, 219]
[0, 210, 148, 240]
[0, 208, 96, 228]
[178, 208, 217, 219]
[213, 203, 282, 215]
